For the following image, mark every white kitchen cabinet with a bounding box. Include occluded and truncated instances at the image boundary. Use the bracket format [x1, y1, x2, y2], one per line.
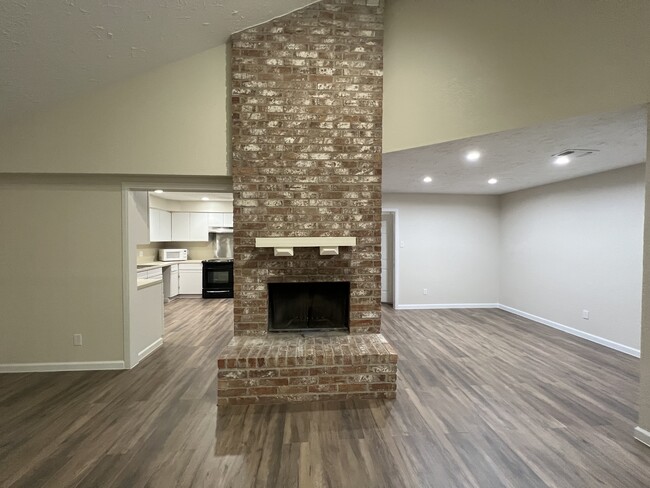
[150, 208, 172, 242]
[131, 191, 150, 245]
[170, 264, 179, 298]
[189, 213, 208, 241]
[171, 212, 190, 241]
[223, 212, 234, 227]
[178, 263, 202, 295]
[208, 212, 223, 227]
[171, 212, 208, 242]
[159, 210, 172, 241]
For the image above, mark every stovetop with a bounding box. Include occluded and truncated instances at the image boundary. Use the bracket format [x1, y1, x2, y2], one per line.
[202, 258, 234, 263]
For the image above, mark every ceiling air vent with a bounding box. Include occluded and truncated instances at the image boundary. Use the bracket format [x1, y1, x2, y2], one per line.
[552, 149, 600, 159]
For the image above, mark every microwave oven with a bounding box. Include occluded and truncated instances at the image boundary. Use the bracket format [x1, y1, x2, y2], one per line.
[159, 249, 188, 262]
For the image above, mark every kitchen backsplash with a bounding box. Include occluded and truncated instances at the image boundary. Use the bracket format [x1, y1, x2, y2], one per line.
[137, 241, 215, 263]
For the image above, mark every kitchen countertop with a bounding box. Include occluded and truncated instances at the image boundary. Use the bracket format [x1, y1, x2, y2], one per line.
[137, 259, 204, 270]
[136, 260, 203, 290]
[137, 277, 163, 290]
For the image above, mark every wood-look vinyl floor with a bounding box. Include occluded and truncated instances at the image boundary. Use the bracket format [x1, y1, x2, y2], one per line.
[1, 300, 649, 487]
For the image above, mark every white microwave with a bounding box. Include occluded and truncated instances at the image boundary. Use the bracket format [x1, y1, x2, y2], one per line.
[159, 249, 188, 262]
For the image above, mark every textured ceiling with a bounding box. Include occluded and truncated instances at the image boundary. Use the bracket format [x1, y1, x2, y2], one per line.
[382, 105, 648, 195]
[0, 0, 315, 125]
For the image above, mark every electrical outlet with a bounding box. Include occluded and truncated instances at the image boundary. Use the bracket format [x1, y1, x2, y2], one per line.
[582, 310, 589, 320]
[423, 288, 428, 295]
[73, 334, 83, 346]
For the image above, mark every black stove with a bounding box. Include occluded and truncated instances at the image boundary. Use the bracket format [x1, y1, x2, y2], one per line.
[202, 259, 234, 298]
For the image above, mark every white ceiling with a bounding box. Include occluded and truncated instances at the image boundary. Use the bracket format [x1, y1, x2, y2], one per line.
[151, 191, 233, 202]
[0, 0, 315, 125]
[383, 105, 648, 195]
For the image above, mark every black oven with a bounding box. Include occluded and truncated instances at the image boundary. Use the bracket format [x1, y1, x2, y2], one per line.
[202, 259, 234, 298]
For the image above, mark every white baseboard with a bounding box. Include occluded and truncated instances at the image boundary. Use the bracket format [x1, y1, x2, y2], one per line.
[394, 303, 499, 310]
[498, 304, 640, 358]
[0, 361, 126, 373]
[137, 338, 163, 363]
[634, 426, 650, 447]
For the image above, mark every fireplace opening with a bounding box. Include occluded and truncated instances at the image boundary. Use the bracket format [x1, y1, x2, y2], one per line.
[268, 282, 350, 332]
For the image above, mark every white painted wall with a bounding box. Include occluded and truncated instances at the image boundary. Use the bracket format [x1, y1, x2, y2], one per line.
[382, 193, 500, 307]
[500, 165, 645, 353]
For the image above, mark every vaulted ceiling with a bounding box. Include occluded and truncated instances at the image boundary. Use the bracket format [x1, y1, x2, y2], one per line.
[0, 0, 315, 124]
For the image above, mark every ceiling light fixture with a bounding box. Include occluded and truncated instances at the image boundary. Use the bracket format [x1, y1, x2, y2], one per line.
[154, 189, 164, 193]
[488, 178, 498, 185]
[554, 155, 571, 166]
[466, 150, 481, 162]
[201, 196, 210, 201]
[422, 176, 433, 183]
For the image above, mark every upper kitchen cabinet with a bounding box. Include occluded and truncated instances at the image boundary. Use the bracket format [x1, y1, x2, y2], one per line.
[208, 212, 223, 227]
[149, 208, 172, 242]
[131, 191, 150, 245]
[223, 212, 234, 227]
[171, 212, 209, 242]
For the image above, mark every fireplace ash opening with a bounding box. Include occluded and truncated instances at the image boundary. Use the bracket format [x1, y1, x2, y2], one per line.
[268, 282, 350, 332]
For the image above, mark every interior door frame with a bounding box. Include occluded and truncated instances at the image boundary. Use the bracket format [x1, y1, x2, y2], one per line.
[121, 179, 232, 369]
[381, 208, 400, 309]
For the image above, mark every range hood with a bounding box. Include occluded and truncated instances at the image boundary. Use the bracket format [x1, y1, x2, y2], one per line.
[209, 226, 233, 234]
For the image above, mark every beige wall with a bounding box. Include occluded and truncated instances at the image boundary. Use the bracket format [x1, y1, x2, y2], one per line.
[0, 175, 124, 365]
[0, 45, 228, 176]
[384, 0, 650, 153]
[640, 117, 650, 430]
[382, 193, 500, 306]
[500, 165, 644, 353]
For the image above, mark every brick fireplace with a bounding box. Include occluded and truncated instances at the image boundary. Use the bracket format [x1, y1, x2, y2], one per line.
[217, 0, 398, 405]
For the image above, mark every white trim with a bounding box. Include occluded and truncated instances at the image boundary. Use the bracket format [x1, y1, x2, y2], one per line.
[382, 208, 400, 309]
[499, 304, 641, 358]
[137, 338, 163, 363]
[0, 361, 126, 373]
[395, 303, 499, 310]
[634, 426, 650, 447]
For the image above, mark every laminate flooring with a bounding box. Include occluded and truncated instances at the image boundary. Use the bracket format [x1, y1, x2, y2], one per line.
[1, 300, 649, 487]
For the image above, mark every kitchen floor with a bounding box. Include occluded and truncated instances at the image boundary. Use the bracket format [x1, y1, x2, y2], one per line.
[0, 299, 648, 487]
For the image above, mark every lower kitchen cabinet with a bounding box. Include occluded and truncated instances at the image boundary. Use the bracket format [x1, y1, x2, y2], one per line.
[169, 264, 179, 298]
[178, 263, 202, 295]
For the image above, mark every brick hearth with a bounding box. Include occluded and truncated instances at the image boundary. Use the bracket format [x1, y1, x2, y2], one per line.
[217, 0, 398, 405]
[217, 334, 397, 405]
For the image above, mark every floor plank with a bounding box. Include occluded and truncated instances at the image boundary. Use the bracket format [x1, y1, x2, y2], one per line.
[0, 302, 649, 487]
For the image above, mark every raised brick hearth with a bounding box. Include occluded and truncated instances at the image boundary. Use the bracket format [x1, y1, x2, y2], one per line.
[217, 334, 397, 405]
[217, 0, 398, 405]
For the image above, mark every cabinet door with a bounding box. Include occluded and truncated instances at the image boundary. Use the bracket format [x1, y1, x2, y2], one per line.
[208, 212, 223, 227]
[171, 212, 190, 241]
[149, 208, 160, 242]
[170, 270, 179, 297]
[223, 212, 234, 227]
[160, 210, 172, 241]
[189, 213, 208, 241]
[179, 270, 202, 294]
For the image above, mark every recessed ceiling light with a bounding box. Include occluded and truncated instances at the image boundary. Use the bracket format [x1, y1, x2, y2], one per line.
[554, 155, 571, 165]
[488, 178, 498, 185]
[201, 196, 210, 201]
[422, 176, 433, 183]
[466, 150, 481, 162]
[154, 189, 164, 194]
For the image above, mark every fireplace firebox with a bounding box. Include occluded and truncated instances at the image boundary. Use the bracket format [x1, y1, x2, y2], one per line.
[268, 282, 350, 332]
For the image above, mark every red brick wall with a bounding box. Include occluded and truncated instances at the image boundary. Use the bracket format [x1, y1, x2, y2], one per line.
[231, 0, 383, 336]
